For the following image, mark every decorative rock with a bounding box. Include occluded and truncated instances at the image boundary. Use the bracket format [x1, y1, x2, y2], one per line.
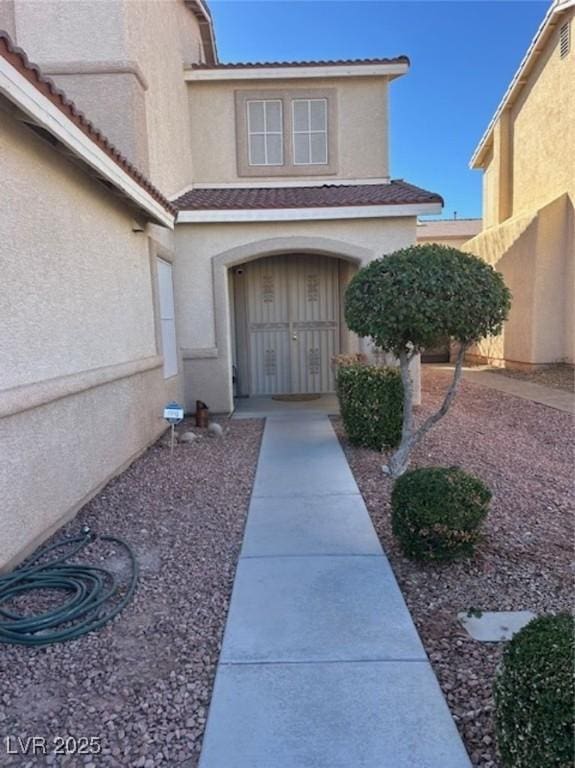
[179, 431, 198, 444]
[458, 610, 537, 642]
[208, 423, 224, 438]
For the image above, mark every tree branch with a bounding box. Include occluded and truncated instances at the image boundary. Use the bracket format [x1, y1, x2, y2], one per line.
[412, 342, 467, 443]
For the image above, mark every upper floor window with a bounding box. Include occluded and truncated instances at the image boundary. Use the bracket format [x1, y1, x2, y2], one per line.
[292, 99, 328, 165]
[236, 88, 337, 177]
[247, 100, 283, 166]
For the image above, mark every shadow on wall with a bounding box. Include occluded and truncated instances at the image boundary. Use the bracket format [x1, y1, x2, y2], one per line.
[465, 194, 574, 368]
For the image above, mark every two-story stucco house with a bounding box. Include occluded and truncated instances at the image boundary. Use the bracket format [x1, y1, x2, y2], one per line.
[465, 0, 574, 369]
[0, 0, 442, 568]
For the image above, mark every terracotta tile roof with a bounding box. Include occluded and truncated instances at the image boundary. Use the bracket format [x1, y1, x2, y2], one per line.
[190, 56, 410, 70]
[0, 31, 176, 216]
[174, 181, 443, 211]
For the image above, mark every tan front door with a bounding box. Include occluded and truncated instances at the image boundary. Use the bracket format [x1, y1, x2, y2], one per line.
[239, 254, 340, 395]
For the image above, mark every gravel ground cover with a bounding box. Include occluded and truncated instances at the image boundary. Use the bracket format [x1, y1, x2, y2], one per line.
[333, 368, 574, 768]
[0, 417, 263, 767]
[485, 364, 574, 392]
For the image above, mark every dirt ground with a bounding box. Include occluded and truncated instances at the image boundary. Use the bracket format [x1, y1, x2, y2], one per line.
[333, 368, 574, 767]
[0, 418, 263, 767]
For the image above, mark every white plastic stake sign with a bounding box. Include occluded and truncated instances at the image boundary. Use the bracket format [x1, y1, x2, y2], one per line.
[163, 402, 184, 455]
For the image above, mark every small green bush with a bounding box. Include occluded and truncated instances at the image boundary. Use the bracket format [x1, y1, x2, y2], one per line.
[391, 467, 491, 561]
[494, 614, 575, 768]
[335, 360, 403, 450]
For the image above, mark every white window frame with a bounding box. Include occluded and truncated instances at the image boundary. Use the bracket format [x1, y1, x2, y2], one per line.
[292, 98, 328, 166]
[246, 99, 284, 166]
[156, 258, 178, 379]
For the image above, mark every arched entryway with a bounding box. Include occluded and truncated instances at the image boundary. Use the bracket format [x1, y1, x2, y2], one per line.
[231, 252, 356, 396]
[204, 236, 371, 412]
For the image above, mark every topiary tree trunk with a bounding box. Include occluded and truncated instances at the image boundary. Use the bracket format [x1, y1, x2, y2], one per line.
[386, 344, 466, 478]
[344, 245, 511, 479]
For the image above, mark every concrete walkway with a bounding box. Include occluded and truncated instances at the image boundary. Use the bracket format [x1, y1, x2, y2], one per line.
[429, 364, 574, 414]
[199, 414, 471, 768]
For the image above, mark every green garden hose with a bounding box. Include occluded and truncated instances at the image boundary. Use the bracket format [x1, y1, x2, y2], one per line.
[0, 528, 138, 646]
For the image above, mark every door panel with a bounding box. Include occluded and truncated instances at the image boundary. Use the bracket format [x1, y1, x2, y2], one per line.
[243, 254, 339, 395]
[246, 255, 291, 395]
[289, 255, 339, 393]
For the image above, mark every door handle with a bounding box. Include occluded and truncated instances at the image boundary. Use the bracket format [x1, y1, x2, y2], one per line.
[292, 334, 298, 341]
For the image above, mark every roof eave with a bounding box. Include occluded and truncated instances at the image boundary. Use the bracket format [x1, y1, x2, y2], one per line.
[176, 201, 442, 223]
[185, 61, 409, 82]
[184, 0, 218, 65]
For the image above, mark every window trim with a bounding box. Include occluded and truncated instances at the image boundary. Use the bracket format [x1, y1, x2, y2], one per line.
[235, 88, 338, 177]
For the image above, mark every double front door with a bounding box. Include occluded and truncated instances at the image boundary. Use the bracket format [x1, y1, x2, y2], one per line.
[235, 254, 340, 395]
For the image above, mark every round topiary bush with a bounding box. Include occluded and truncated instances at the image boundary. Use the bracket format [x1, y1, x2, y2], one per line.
[391, 467, 491, 561]
[494, 614, 575, 768]
[344, 245, 511, 477]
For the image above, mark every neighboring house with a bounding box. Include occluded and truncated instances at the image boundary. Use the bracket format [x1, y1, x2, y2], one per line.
[0, 0, 442, 568]
[465, 0, 574, 369]
[416, 218, 482, 249]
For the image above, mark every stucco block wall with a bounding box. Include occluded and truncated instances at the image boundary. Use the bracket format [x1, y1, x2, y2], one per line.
[465, 195, 574, 366]
[0, 108, 176, 569]
[187, 77, 389, 183]
[174, 217, 416, 412]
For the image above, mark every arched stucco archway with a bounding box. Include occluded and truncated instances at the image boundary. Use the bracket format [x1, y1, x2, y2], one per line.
[209, 237, 372, 411]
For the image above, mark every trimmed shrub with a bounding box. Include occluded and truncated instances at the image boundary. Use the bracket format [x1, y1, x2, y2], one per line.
[335, 359, 403, 450]
[391, 467, 491, 561]
[494, 614, 575, 768]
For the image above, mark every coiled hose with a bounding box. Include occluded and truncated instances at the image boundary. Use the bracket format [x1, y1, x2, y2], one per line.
[0, 528, 138, 646]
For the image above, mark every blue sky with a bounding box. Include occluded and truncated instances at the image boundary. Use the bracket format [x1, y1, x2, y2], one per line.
[209, 0, 548, 219]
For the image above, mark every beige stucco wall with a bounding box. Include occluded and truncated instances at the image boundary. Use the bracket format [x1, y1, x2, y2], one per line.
[510, 11, 575, 217]
[174, 216, 417, 413]
[478, 9, 574, 225]
[0, 108, 177, 569]
[187, 77, 389, 184]
[8, 0, 202, 193]
[465, 195, 574, 366]
[123, 0, 202, 195]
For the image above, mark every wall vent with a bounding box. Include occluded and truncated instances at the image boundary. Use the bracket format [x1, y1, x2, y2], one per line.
[560, 21, 570, 59]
